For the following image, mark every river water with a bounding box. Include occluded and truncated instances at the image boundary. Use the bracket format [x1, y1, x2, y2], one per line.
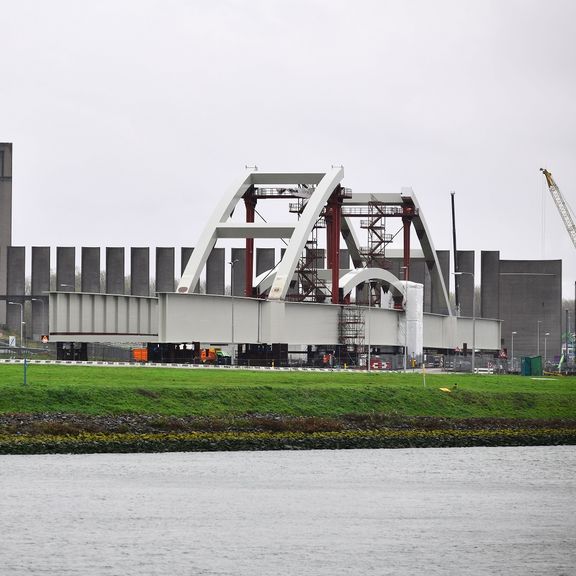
[0, 446, 574, 575]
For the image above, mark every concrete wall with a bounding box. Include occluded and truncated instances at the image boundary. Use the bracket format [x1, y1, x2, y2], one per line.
[231, 247, 246, 296]
[206, 247, 225, 295]
[106, 248, 125, 295]
[6, 246, 25, 333]
[81, 247, 101, 293]
[256, 248, 275, 276]
[0, 143, 12, 324]
[431, 250, 450, 315]
[181, 247, 194, 276]
[31, 246, 50, 338]
[156, 247, 175, 293]
[56, 247, 75, 292]
[498, 259, 562, 363]
[481, 251, 500, 320]
[456, 250, 475, 317]
[131, 248, 149, 296]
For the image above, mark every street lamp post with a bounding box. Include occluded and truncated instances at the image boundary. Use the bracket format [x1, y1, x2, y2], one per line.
[544, 332, 550, 367]
[229, 259, 239, 366]
[8, 301, 27, 384]
[31, 297, 46, 338]
[8, 301, 24, 350]
[511, 331, 517, 373]
[454, 271, 476, 373]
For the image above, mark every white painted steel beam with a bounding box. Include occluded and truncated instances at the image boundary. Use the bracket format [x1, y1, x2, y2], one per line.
[215, 223, 294, 239]
[268, 167, 344, 300]
[403, 188, 453, 316]
[342, 193, 404, 205]
[339, 268, 406, 301]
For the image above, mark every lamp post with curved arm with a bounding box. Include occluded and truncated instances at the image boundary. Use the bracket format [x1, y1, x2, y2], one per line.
[454, 271, 475, 373]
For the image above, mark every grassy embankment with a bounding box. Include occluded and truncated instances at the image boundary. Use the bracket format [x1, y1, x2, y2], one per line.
[0, 364, 575, 453]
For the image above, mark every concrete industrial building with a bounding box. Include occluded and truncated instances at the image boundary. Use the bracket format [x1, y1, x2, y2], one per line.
[0, 144, 569, 368]
[0, 143, 12, 326]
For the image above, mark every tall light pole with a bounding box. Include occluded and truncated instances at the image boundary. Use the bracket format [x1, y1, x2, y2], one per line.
[537, 320, 542, 357]
[544, 332, 550, 367]
[454, 271, 475, 373]
[511, 331, 517, 373]
[31, 297, 46, 338]
[229, 259, 238, 366]
[8, 301, 27, 384]
[8, 301, 23, 350]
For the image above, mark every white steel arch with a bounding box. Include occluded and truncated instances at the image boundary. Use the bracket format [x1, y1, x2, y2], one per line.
[176, 166, 452, 316]
[339, 268, 406, 303]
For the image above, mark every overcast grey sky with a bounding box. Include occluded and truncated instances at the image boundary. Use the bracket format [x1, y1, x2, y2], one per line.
[2, 0, 575, 295]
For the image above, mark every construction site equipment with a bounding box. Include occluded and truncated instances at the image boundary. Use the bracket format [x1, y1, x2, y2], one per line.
[200, 347, 231, 365]
[540, 168, 576, 249]
[132, 347, 148, 362]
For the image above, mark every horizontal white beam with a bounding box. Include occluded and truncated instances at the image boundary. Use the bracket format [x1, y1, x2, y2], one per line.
[215, 223, 295, 239]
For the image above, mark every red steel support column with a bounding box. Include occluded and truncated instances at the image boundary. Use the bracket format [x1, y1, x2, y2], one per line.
[244, 192, 256, 297]
[402, 204, 413, 281]
[327, 189, 342, 304]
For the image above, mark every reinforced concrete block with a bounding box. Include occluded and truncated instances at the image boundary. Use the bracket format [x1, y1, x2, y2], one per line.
[339, 249, 350, 270]
[131, 248, 150, 296]
[56, 247, 75, 291]
[6, 246, 25, 333]
[81, 247, 101, 293]
[456, 250, 475, 317]
[181, 247, 202, 293]
[181, 247, 194, 276]
[431, 250, 450, 315]
[499, 259, 562, 361]
[206, 248, 225, 295]
[256, 248, 275, 276]
[481, 251, 500, 321]
[0, 143, 12, 325]
[156, 247, 175, 293]
[106, 248, 125, 294]
[31, 246, 50, 338]
[231, 248, 246, 296]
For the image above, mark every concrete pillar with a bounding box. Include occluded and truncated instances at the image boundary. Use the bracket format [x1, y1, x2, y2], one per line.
[6, 246, 25, 333]
[131, 248, 149, 296]
[456, 250, 475, 317]
[231, 248, 246, 296]
[81, 247, 101, 293]
[0, 143, 12, 325]
[423, 263, 432, 313]
[56, 247, 76, 291]
[155, 247, 175, 293]
[256, 248, 275, 276]
[181, 247, 201, 293]
[106, 248, 125, 294]
[181, 247, 194, 276]
[431, 250, 450, 315]
[31, 247, 50, 339]
[206, 248, 225, 295]
[339, 249, 350, 270]
[481, 251, 500, 320]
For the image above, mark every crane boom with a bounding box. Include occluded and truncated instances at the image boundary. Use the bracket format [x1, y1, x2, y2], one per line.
[540, 168, 576, 250]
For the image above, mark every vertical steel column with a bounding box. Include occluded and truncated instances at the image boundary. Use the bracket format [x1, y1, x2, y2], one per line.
[244, 189, 256, 297]
[326, 188, 342, 304]
[402, 204, 412, 281]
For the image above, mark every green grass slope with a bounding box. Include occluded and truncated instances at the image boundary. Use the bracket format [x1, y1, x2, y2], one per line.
[1, 364, 575, 420]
